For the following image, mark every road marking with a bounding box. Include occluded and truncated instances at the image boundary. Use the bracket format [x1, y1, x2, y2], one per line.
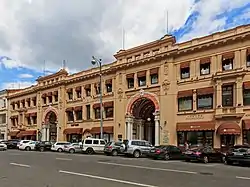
[236, 176, 250, 180]
[59, 170, 158, 187]
[150, 160, 181, 163]
[98, 162, 197, 174]
[9, 153, 22, 156]
[10, 163, 31, 168]
[56, 158, 72, 161]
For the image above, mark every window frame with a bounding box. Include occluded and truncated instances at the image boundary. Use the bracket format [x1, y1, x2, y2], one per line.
[138, 76, 146, 87]
[200, 62, 210, 76]
[197, 94, 213, 110]
[150, 74, 158, 84]
[127, 78, 134, 89]
[178, 96, 193, 112]
[180, 67, 190, 79]
[222, 85, 234, 107]
[67, 111, 74, 122]
[222, 58, 234, 71]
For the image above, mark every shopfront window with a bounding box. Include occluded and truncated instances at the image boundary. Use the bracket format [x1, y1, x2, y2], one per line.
[67, 134, 82, 143]
[197, 94, 213, 110]
[177, 131, 213, 147]
[243, 130, 250, 145]
[178, 97, 193, 111]
[221, 135, 235, 148]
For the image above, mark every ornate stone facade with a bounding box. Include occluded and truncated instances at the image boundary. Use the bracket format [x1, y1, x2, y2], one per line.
[5, 24, 250, 148]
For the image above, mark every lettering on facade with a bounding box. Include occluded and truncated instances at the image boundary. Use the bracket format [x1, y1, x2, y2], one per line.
[185, 114, 204, 120]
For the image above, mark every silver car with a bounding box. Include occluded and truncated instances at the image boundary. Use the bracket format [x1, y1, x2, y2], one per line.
[63, 143, 82, 154]
[123, 140, 153, 158]
[0, 143, 7, 151]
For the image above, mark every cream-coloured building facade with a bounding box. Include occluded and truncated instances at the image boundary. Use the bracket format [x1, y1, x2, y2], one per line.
[6, 24, 250, 149]
[0, 90, 8, 139]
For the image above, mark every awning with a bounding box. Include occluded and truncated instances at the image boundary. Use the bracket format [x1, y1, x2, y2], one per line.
[217, 123, 241, 135]
[83, 129, 91, 134]
[177, 90, 193, 98]
[90, 126, 114, 134]
[65, 107, 74, 112]
[180, 62, 190, 68]
[17, 130, 37, 137]
[8, 131, 20, 137]
[74, 106, 82, 111]
[104, 101, 114, 108]
[63, 128, 83, 135]
[197, 87, 214, 95]
[243, 120, 250, 130]
[176, 121, 215, 131]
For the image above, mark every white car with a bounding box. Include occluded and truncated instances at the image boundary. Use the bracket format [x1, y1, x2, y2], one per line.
[0, 143, 7, 151]
[51, 142, 71, 152]
[82, 138, 107, 154]
[17, 140, 31, 149]
[19, 141, 37, 151]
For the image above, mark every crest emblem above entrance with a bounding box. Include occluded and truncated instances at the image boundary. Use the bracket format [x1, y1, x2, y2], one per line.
[139, 89, 145, 97]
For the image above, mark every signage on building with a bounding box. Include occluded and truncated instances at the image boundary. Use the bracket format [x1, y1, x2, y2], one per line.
[185, 114, 204, 120]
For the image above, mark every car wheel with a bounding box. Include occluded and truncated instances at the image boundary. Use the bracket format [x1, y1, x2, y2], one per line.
[225, 160, 233, 165]
[86, 148, 94, 155]
[164, 154, 170, 160]
[25, 146, 31, 151]
[133, 150, 140, 158]
[40, 147, 45, 152]
[185, 159, 190, 162]
[221, 156, 226, 163]
[69, 149, 75, 154]
[111, 150, 118, 156]
[57, 148, 63, 152]
[203, 156, 209, 164]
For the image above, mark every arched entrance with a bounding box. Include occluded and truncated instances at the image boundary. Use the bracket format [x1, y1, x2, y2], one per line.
[126, 91, 160, 146]
[43, 110, 58, 142]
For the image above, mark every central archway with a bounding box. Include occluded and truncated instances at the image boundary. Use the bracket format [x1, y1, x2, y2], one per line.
[44, 110, 58, 142]
[125, 91, 160, 145]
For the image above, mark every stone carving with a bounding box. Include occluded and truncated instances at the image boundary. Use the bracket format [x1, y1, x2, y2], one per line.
[164, 63, 169, 75]
[139, 89, 145, 97]
[117, 88, 123, 101]
[162, 130, 169, 144]
[162, 79, 170, 94]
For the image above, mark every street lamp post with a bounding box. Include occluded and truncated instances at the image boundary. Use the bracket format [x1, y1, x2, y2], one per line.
[91, 56, 103, 139]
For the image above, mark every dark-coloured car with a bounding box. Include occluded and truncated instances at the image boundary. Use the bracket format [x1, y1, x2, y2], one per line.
[35, 141, 52, 152]
[225, 147, 250, 165]
[222, 144, 250, 162]
[6, 139, 20, 149]
[184, 146, 224, 163]
[104, 141, 125, 156]
[148, 145, 184, 160]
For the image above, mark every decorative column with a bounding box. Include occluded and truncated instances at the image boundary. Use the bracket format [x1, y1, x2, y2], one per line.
[56, 121, 59, 142]
[154, 111, 160, 146]
[236, 77, 243, 106]
[46, 125, 50, 141]
[216, 80, 222, 107]
[125, 115, 134, 140]
[137, 119, 144, 140]
[42, 123, 46, 141]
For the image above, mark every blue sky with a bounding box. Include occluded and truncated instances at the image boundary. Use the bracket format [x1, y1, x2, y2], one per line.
[0, 0, 250, 90]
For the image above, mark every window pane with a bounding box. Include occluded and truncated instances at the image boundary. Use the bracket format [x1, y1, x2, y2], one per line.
[197, 95, 213, 109]
[178, 97, 192, 111]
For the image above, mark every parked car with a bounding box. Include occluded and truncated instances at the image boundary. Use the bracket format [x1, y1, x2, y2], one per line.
[104, 141, 125, 156]
[184, 146, 224, 163]
[51, 142, 71, 152]
[82, 138, 106, 154]
[222, 144, 250, 162]
[19, 140, 37, 151]
[225, 147, 250, 165]
[35, 141, 52, 152]
[123, 140, 153, 158]
[148, 145, 184, 160]
[17, 140, 32, 149]
[64, 142, 83, 153]
[0, 142, 7, 151]
[6, 139, 20, 149]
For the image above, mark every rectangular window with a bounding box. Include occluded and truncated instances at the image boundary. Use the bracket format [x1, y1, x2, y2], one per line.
[127, 78, 134, 89]
[138, 77, 146, 87]
[94, 108, 101, 119]
[106, 84, 112, 93]
[178, 97, 193, 111]
[48, 96, 52, 103]
[86, 88, 91, 96]
[247, 54, 250, 67]
[67, 111, 74, 122]
[222, 58, 233, 71]
[27, 100, 31, 107]
[32, 116, 37, 124]
[33, 98, 37, 106]
[54, 95, 58, 102]
[197, 94, 213, 109]
[27, 117, 31, 125]
[95, 84, 100, 95]
[243, 88, 250, 106]
[76, 91, 81, 98]
[68, 92, 73, 100]
[180, 67, 190, 79]
[105, 107, 114, 118]
[222, 85, 233, 107]
[75, 111, 82, 120]
[43, 97, 46, 105]
[151, 74, 158, 84]
[0, 114, 6, 124]
[200, 62, 210, 75]
[86, 105, 91, 120]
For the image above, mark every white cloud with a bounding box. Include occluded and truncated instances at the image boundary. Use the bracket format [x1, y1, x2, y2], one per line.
[18, 73, 33, 78]
[1, 81, 35, 90]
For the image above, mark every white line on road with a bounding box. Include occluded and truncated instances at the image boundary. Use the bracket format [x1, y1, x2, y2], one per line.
[236, 176, 250, 180]
[10, 163, 31, 168]
[59, 170, 158, 187]
[9, 153, 22, 156]
[98, 162, 197, 174]
[56, 158, 72, 161]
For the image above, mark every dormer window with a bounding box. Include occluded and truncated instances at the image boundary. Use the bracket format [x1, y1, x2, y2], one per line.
[200, 58, 211, 75]
[222, 53, 234, 71]
[180, 62, 190, 79]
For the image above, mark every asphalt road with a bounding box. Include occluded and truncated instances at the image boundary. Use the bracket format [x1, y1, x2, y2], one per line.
[0, 150, 250, 187]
